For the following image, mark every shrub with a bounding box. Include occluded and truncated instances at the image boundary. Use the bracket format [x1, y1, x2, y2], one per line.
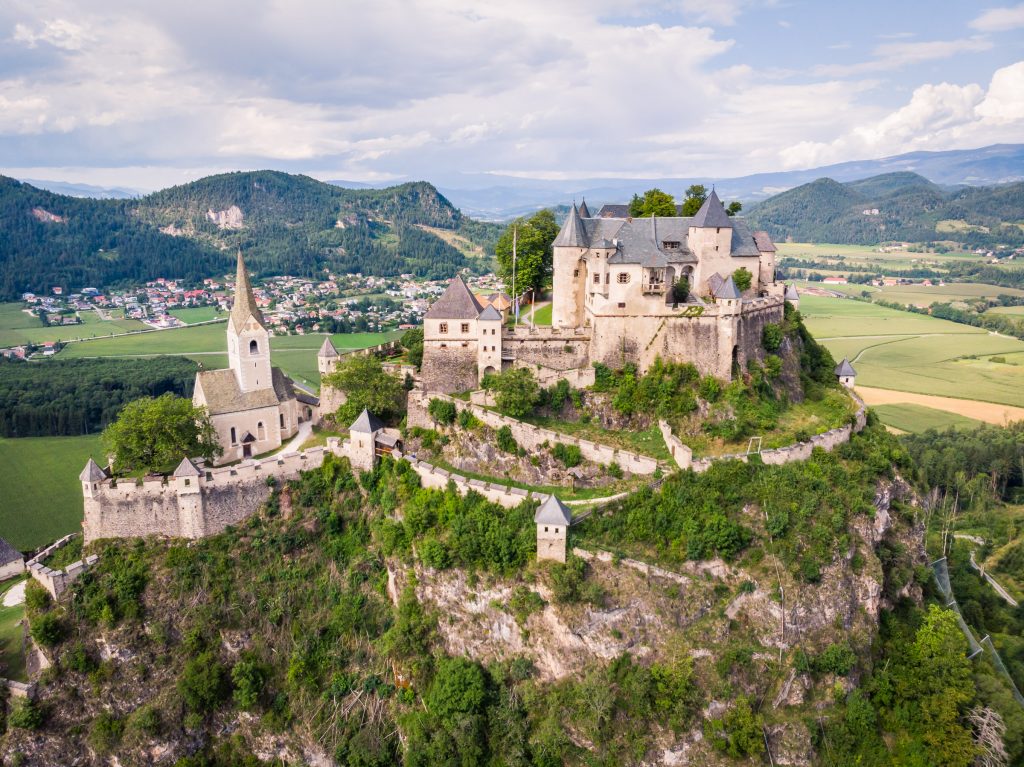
[762, 323, 784, 352]
[232, 655, 269, 710]
[64, 641, 98, 673]
[606, 462, 623, 479]
[30, 611, 66, 647]
[546, 556, 603, 605]
[128, 704, 161, 737]
[7, 699, 45, 730]
[179, 650, 230, 713]
[428, 398, 457, 425]
[551, 443, 582, 468]
[732, 268, 753, 292]
[814, 642, 857, 676]
[456, 409, 480, 430]
[496, 425, 518, 453]
[491, 368, 540, 418]
[88, 711, 125, 754]
[508, 586, 545, 626]
[698, 375, 722, 402]
[704, 696, 764, 758]
[426, 657, 488, 723]
[24, 580, 51, 612]
[418, 537, 452, 569]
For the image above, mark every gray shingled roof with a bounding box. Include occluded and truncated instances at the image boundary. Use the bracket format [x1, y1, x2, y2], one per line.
[0, 537, 22, 567]
[230, 251, 266, 333]
[79, 458, 107, 482]
[553, 202, 588, 248]
[424, 275, 484, 320]
[712, 275, 741, 300]
[835, 358, 857, 377]
[173, 457, 202, 477]
[195, 366, 295, 415]
[478, 304, 502, 321]
[534, 495, 572, 526]
[577, 199, 591, 218]
[318, 336, 339, 358]
[692, 190, 733, 229]
[752, 230, 776, 252]
[785, 284, 799, 300]
[596, 204, 630, 218]
[349, 408, 384, 433]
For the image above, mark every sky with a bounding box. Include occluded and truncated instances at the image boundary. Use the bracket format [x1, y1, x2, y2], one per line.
[1, 0, 1023, 190]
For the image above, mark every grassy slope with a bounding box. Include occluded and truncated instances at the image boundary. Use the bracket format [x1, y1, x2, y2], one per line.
[0, 434, 103, 549]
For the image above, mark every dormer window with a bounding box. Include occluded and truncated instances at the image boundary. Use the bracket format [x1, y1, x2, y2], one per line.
[662, 241, 680, 250]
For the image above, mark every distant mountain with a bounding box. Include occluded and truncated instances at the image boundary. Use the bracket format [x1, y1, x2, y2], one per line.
[0, 171, 500, 300]
[744, 171, 1024, 246]
[433, 144, 1024, 220]
[21, 179, 145, 199]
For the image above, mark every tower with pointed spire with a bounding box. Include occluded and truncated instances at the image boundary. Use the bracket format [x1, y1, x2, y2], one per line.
[551, 201, 589, 328]
[192, 251, 319, 464]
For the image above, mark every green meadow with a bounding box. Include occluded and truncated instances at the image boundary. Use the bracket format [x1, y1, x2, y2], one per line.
[0, 434, 104, 550]
[0, 302, 147, 347]
[0, 577, 27, 681]
[168, 306, 226, 324]
[871, 404, 985, 433]
[800, 293, 1024, 407]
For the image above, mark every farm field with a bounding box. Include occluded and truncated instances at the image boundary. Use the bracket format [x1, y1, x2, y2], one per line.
[987, 305, 1024, 316]
[0, 302, 147, 347]
[800, 293, 1024, 409]
[168, 306, 225, 324]
[0, 434, 103, 550]
[777, 241, 976, 267]
[872, 282, 1024, 307]
[57, 326, 403, 389]
[870, 403, 984, 433]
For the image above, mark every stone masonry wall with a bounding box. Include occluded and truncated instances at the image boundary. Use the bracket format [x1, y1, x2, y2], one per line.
[420, 342, 479, 394]
[407, 390, 660, 475]
[26, 534, 98, 599]
[395, 449, 550, 509]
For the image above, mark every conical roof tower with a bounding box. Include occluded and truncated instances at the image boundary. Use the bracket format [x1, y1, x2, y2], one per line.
[230, 250, 266, 332]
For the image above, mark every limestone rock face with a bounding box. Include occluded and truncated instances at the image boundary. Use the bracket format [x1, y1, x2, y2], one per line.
[206, 204, 245, 229]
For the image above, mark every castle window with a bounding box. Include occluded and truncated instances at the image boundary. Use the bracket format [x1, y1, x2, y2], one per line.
[249, 339, 258, 354]
[714, 245, 719, 251]
[606, 273, 610, 283]
[230, 427, 237, 445]
[618, 302, 626, 308]
[592, 274, 599, 284]
[440, 343, 447, 348]
[257, 422, 265, 440]
[461, 323, 470, 333]
[462, 342, 468, 347]
[574, 269, 579, 277]
[280, 413, 285, 428]
[544, 526, 549, 532]
[716, 227, 721, 234]
[184, 478, 190, 486]
[439, 323, 448, 333]
[662, 240, 680, 250]
[617, 272, 630, 284]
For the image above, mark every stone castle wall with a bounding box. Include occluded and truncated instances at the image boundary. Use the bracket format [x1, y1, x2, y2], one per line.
[420, 342, 479, 394]
[407, 390, 660, 475]
[26, 534, 98, 599]
[502, 326, 591, 372]
[396, 449, 550, 509]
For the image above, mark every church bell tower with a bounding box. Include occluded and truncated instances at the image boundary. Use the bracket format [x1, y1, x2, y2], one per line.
[227, 251, 273, 392]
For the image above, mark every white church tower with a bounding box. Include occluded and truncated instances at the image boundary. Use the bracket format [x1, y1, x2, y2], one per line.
[227, 251, 273, 393]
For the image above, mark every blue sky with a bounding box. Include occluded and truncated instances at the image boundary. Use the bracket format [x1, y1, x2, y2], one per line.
[1, 0, 1022, 190]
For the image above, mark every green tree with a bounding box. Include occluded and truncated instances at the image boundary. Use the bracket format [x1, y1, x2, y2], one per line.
[488, 368, 540, 419]
[427, 398, 457, 426]
[101, 393, 221, 475]
[322, 354, 405, 425]
[680, 185, 708, 216]
[726, 201, 742, 216]
[671, 276, 690, 303]
[495, 209, 559, 295]
[401, 327, 424, 369]
[179, 650, 230, 713]
[732, 267, 753, 292]
[628, 188, 677, 217]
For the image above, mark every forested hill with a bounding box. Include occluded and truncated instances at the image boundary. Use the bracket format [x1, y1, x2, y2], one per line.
[745, 171, 1024, 247]
[0, 171, 501, 300]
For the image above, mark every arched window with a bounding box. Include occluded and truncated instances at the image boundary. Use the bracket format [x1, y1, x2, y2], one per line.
[257, 422, 265, 440]
[230, 427, 237, 445]
[249, 339, 259, 354]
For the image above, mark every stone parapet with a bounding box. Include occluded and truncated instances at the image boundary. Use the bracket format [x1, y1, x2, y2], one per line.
[396, 450, 549, 509]
[26, 534, 98, 599]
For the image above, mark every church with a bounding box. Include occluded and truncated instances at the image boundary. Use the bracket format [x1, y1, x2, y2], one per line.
[193, 252, 318, 464]
[420, 191, 792, 393]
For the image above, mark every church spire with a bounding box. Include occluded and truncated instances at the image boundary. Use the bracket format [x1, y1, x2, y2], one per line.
[230, 250, 265, 333]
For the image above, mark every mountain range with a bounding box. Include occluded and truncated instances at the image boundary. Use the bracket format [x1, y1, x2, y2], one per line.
[0, 172, 500, 300]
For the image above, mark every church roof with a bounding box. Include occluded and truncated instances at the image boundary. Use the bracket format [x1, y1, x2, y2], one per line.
[318, 336, 339, 358]
[712, 274, 741, 300]
[349, 408, 384, 433]
[577, 198, 591, 218]
[425, 275, 484, 320]
[230, 250, 266, 333]
[553, 202, 588, 248]
[691, 190, 733, 229]
[835, 358, 857, 377]
[478, 304, 503, 321]
[79, 458, 107, 482]
[0, 537, 22, 567]
[173, 457, 202, 477]
[752, 230, 776, 252]
[195, 366, 295, 415]
[534, 495, 572, 526]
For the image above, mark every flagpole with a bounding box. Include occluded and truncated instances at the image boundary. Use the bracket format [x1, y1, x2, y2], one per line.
[512, 225, 518, 328]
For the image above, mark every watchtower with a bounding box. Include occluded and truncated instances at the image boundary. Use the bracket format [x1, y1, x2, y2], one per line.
[535, 495, 572, 563]
[348, 408, 384, 471]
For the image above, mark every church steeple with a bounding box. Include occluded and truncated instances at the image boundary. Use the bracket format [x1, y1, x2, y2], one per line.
[230, 250, 266, 333]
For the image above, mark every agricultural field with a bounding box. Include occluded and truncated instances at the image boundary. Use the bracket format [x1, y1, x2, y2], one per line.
[0, 302, 147, 347]
[57, 326, 403, 389]
[801, 294, 1024, 411]
[987, 305, 1024, 317]
[0, 434, 103, 550]
[777, 241, 977, 268]
[870, 403, 984, 433]
[168, 306, 225, 324]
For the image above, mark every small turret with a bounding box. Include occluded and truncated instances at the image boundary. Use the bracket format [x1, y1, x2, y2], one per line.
[348, 408, 384, 471]
[317, 336, 339, 376]
[835, 358, 857, 388]
[79, 458, 107, 498]
[535, 495, 572, 562]
[784, 284, 800, 310]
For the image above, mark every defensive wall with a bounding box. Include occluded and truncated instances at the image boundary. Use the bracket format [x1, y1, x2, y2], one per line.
[394, 449, 551, 509]
[659, 390, 868, 473]
[406, 390, 661, 475]
[26, 533, 98, 599]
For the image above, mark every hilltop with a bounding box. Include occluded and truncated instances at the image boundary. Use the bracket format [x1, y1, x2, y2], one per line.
[0, 172, 501, 300]
[745, 172, 1024, 246]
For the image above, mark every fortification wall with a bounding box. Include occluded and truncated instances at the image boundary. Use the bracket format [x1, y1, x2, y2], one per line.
[420, 342, 478, 394]
[658, 420, 692, 470]
[83, 446, 336, 543]
[396, 450, 547, 509]
[502, 327, 591, 372]
[408, 391, 660, 475]
[26, 534, 98, 599]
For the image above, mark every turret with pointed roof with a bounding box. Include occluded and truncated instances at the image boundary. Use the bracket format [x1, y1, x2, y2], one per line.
[318, 336, 339, 359]
[692, 189, 733, 229]
[80, 458, 107, 482]
[553, 202, 588, 248]
[535, 494, 571, 562]
[230, 250, 265, 333]
[577, 198, 591, 218]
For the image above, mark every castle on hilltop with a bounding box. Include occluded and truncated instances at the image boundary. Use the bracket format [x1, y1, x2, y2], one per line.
[420, 191, 790, 393]
[193, 251, 319, 464]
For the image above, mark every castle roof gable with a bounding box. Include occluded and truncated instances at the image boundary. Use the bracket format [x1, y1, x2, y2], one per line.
[478, 304, 503, 321]
[835, 358, 857, 377]
[318, 336, 339, 358]
[0, 537, 21, 567]
[577, 198, 591, 218]
[752, 230, 776, 252]
[425, 275, 484, 320]
[79, 457, 107, 482]
[534, 495, 572, 525]
[173, 457, 202, 477]
[692, 189, 733, 229]
[553, 202, 588, 248]
[713, 274, 741, 299]
[785, 284, 799, 300]
[230, 250, 266, 333]
[195, 367, 295, 415]
[349, 408, 384, 434]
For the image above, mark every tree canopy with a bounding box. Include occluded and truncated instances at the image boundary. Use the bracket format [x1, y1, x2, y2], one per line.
[629, 188, 677, 217]
[494, 209, 559, 295]
[322, 354, 406, 425]
[101, 393, 221, 474]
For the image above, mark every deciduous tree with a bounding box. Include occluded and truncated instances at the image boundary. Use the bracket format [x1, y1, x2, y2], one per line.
[102, 393, 221, 474]
[495, 209, 558, 295]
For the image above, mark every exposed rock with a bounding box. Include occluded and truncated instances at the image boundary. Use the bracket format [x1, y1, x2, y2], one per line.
[31, 207, 66, 223]
[206, 205, 245, 229]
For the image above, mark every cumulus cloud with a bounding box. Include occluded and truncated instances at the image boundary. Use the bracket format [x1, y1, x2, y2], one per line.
[970, 4, 1024, 31]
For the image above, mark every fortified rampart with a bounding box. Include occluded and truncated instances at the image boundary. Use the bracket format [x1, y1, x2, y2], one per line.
[407, 390, 661, 475]
[660, 391, 868, 472]
[26, 534, 98, 599]
[395, 449, 551, 509]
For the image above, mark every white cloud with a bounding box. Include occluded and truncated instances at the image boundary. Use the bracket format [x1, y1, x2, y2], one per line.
[815, 37, 993, 77]
[11, 18, 91, 50]
[778, 61, 1024, 169]
[970, 4, 1024, 31]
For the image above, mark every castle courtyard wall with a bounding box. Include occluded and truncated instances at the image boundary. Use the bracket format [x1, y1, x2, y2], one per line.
[421, 342, 479, 394]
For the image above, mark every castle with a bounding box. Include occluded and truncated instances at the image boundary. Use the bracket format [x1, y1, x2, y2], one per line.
[420, 192, 787, 393]
[193, 251, 319, 464]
